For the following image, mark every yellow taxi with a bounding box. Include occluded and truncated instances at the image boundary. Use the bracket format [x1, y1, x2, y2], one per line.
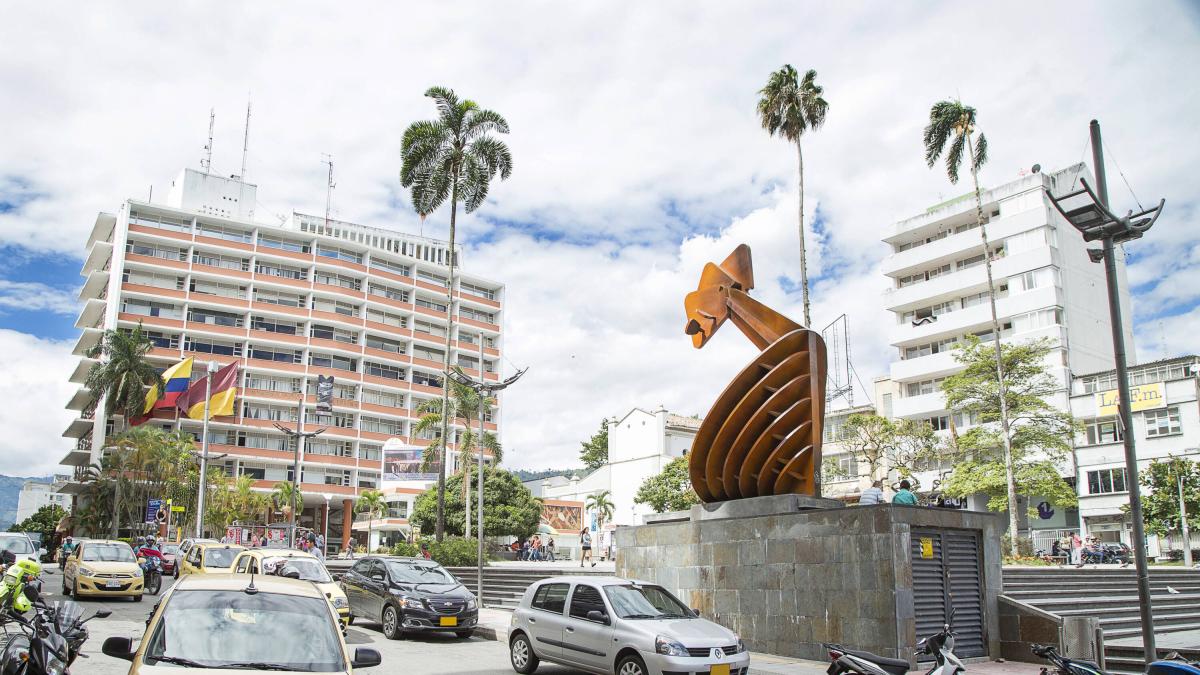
[177, 542, 245, 576]
[100, 573, 382, 673]
[62, 539, 144, 601]
[231, 548, 351, 625]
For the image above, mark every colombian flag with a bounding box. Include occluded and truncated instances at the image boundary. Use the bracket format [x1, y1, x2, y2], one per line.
[177, 362, 239, 420]
[131, 357, 193, 426]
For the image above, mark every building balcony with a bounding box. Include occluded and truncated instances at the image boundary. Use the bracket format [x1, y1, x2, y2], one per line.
[414, 279, 450, 296]
[309, 310, 365, 330]
[253, 245, 314, 265]
[60, 437, 93, 467]
[246, 329, 306, 345]
[78, 269, 109, 301]
[363, 347, 410, 363]
[365, 294, 414, 313]
[364, 321, 413, 339]
[81, 240, 113, 274]
[121, 282, 186, 301]
[74, 298, 106, 330]
[62, 416, 95, 440]
[889, 285, 1061, 346]
[313, 255, 369, 276]
[881, 207, 1048, 277]
[890, 391, 946, 420]
[250, 301, 309, 319]
[128, 223, 192, 243]
[308, 337, 363, 356]
[186, 292, 250, 310]
[882, 247, 1055, 313]
[125, 252, 189, 271]
[889, 350, 961, 383]
[72, 328, 103, 357]
[194, 234, 253, 252]
[192, 263, 252, 281]
[367, 266, 414, 286]
[312, 282, 366, 302]
[69, 358, 96, 385]
[86, 212, 117, 250]
[456, 291, 501, 310]
[251, 273, 311, 291]
[117, 312, 184, 331]
[458, 316, 500, 333]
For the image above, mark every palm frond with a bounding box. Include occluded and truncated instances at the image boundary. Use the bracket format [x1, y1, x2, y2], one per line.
[424, 86, 459, 123]
[946, 132, 966, 184]
[800, 69, 829, 130]
[972, 132, 988, 172]
[462, 108, 510, 141]
[468, 136, 514, 181]
[923, 101, 960, 168]
[459, 157, 491, 214]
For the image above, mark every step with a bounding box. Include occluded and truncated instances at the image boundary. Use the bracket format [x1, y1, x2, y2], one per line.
[1103, 621, 1200, 640]
[1014, 592, 1200, 608]
[1100, 611, 1200, 631]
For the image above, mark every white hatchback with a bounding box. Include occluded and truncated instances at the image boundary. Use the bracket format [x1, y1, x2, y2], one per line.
[508, 576, 749, 675]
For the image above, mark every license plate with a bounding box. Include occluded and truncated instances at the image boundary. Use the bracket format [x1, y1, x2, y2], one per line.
[710, 665, 730, 675]
[439, 616, 458, 627]
[105, 580, 122, 588]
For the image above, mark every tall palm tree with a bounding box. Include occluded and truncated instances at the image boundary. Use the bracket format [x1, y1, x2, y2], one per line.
[272, 482, 303, 518]
[586, 490, 615, 532]
[757, 66, 828, 327]
[84, 323, 161, 422]
[400, 86, 513, 541]
[923, 100, 1018, 557]
[356, 489, 387, 552]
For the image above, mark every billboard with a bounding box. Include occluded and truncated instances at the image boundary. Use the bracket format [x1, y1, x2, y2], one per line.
[1095, 383, 1165, 417]
[383, 440, 438, 482]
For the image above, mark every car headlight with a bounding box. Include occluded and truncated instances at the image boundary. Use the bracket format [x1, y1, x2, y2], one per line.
[466, 597, 477, 610]
[331, 596, 349, 609]
[399, 597, 424, 610]
[78, 567, 95, 578]
[736, 637, 746, 654]
[656, 635, 689, 657]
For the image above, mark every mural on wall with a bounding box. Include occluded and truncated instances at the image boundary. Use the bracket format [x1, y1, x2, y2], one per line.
[542, 502, 583, 533]
[683, 244, 828, 502]
[383, 444, 439, 482]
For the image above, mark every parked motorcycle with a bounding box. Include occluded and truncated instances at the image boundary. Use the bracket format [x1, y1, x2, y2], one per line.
[139, 555, 163, 596]
[1034, 644, 1200, 675]
[824, 620, 964, 675]
[49, 600, 110, 667]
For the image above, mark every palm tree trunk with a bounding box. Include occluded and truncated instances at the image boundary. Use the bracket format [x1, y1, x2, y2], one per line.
[435, 175, 460, 542]
[110, 477, 121, 539]
[796, 140, 812, 328]
[966, 133, 1020, 558]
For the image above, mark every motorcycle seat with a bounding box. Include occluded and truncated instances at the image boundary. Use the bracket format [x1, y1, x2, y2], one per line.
[844, 649, 910, 674]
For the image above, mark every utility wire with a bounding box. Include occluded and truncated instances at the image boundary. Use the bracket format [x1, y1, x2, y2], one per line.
[849, 360, 874, 407]
[1102, 138, 1145, 211]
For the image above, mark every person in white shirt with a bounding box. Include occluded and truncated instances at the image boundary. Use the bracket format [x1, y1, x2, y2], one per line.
[859, 480, 885, 505]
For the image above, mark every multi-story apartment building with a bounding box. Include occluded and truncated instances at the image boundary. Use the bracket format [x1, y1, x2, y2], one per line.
[1069, 355, 1200, 556]
[879, 164, 1134, 528]
[60, 169, 504, 550]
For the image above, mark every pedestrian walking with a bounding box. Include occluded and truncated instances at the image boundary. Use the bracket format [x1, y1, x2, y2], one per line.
[1071, 532, 1082, 566]
[315, 533, 325, 559]
[580, 528, 595, 567]
[891, 480, 918, 505]
[546, 537, 556, 562]
[859, 480, 884, 505]
[530, 535, 542, 562]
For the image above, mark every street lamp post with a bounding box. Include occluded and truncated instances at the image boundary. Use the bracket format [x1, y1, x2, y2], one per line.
[1179, 469, 1193, 568]
[322, 493, 332, 558]
[194, 361, 218, 538]
[273, 393, 327, 548]
[1048, 119, 1165, 665]
[446, 346, 526, 607]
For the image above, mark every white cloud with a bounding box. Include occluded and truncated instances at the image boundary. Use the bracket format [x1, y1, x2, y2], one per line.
[0, 3, 1196, 470]
[0, 330, 77, 476]
[0, 280, 79, 316]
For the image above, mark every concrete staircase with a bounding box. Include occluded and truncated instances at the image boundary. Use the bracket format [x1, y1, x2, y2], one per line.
[446, 566, 613, 609]
[1002, 567, 1200, 672]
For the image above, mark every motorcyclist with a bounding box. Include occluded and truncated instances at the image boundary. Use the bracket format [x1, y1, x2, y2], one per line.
[136, 536, 163, 561]
[58, 537, 76, 569]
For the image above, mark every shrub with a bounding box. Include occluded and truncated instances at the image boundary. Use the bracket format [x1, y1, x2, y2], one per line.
[390, 542, 419, 557]
[1165, 548, 1200, 562]
[1001, 533, 1034, 558]
[428, 537, 488, 567]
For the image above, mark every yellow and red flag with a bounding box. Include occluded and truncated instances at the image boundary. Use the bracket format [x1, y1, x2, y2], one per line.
[177, 362, 239, 420]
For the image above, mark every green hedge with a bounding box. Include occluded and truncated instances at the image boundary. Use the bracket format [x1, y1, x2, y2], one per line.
[389, 542, 420, 557]
[389, 538, 489, 567]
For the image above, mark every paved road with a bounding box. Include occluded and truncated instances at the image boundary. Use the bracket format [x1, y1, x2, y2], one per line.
[38, 568, 585, 675]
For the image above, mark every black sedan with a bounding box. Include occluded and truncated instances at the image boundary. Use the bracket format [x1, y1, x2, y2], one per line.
[339, 556, 479, 640]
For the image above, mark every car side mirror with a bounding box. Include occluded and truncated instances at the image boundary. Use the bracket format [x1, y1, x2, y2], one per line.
[691, 608, 701, 617]
[586, 610, 609, 624]
[102, 636, 136, 661]
[352, 647, 382, 669]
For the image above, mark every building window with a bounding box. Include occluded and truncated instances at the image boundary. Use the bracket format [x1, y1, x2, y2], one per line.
[311, 297, 359, 317]
[197, 222, 253, 243]
[368, 283, 409, 303]
[1087, 468, 1127, 495]
[317, 245, 363, 264]
[460, 282, 496, 301]
[258, 234, 311, 254]
[123, 269, 185, 291]
[1144, 407, 1182, 437]
[415, 297, 448, 313]
[366, 308, 407, 328]
[369, 258, 411, 277]
[253, 288, 305, 308]
[250, 316, 299, 335]
[904, 378, 943, 397]
[127, 241, 187, 261]
[190, 278, 247, 299]
[246, 345, 302, 364]
[412, 371, 442, 389]
[413, 319, 445, 337]
[364, 362, 405, 381]
[310, 324, 358, 344]
[314, 270, 361, 290]
[461, 306, 495, 323]
[255, 261, 308, 280]
[417, 270, 448, 287]
[121, 298, 182, 320]
[195, 251, 250, 271]
[830, 454, 858, 481]
[925, 415, 951, 431]
[188, 308, 244, 328]
[365, 334, 404, 354]
[183, 337, 242, 357]
[1084, 418, 1123, 445]
[309, 352, 357, 372]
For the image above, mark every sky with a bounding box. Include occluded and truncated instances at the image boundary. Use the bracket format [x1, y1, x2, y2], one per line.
[0, 2, 1197, 476]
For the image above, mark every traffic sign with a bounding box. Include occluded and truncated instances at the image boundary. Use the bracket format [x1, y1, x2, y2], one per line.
[171, 506, 185, 513]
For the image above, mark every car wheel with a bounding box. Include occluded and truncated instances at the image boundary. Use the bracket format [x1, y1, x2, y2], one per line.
[61, 575, 69, 596]
[72, 579, 81, 599]
[346, 615, 354, 626]
[510, 633, 539, 674]
[381, 605, 402, 640]
[617, 654, 648, 675]
[455, 629, 475, 639]
[134, 593, 143, 603]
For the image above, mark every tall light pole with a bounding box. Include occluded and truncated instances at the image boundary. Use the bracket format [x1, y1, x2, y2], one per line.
[446, 349, 526, 607]
[1048, 120, 1165, 664]
[194, 361, 217, 537]
[322, 493, 332, 558]
[274, 393, 326, 548]
[1179, 466, 1193, 568]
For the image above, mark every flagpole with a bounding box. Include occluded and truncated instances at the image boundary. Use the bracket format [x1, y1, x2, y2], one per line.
[194, 360, 217, 538]
[290, 392, 304, 548]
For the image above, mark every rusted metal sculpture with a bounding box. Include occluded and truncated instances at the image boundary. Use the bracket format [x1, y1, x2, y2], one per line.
[684, 244, 827, 502]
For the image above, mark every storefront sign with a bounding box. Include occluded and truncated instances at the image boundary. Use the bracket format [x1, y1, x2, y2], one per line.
[1095, 382, 1165, 417]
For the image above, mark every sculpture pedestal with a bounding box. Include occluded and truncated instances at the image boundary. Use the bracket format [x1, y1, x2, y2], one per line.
[617, 497, 1002, 663]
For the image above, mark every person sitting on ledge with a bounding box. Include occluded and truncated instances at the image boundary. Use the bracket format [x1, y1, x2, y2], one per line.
[892, 479, 918, 506]
[859, 480, 884, 505]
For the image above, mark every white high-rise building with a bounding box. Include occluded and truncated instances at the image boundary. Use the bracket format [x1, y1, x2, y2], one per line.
[879, 164, 1134, 514]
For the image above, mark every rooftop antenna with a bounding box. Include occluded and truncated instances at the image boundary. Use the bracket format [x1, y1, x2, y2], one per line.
[321, 154, 335, 227]
[201, 108, 215, 174]
[240, 96, 251, 180]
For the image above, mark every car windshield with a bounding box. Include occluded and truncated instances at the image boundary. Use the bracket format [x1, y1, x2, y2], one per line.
[604, 584, 694, 619]
[82, 544, 135, 562]
[263, 557, 332, 583]
[385, 560, 457, 585]
[143, 589, 345, 671]
[162, 544, 181, 556]
[0, 536, 33, 555]
[203, 547, 242, 569]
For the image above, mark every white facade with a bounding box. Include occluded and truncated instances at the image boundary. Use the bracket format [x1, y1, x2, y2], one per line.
[528, 407, 699, 526]
[1070, 356, 1200, 554]
[16, 478, 71, 523]
[880, 164, 1133, 495]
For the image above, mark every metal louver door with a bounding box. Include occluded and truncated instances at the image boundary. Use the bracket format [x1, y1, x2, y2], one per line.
[910, 529, 985, 659]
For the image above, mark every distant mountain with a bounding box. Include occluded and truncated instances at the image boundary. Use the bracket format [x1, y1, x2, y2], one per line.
[512, 468, 579, 483]
[0, 475, 54, 530]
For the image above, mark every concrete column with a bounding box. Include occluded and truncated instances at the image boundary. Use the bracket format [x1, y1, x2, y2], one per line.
[341, 498, 354, 550]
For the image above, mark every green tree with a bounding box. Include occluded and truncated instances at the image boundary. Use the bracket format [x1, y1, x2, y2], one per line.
[356, 489, 387, 551]
[923, 99, 1021, 555]
[823, 414, 939, 488]
[586, 490, 615, 531]
[1136, 458, 1200, 537]
[11, 505, 69, 546]
[272, 482, 303, 518]
[84, 323, 161, 422]
[411, 466, 541, 541]
[939, 337, 1078, 524]
[634, 456, 700, 513]
[579, 419, 609, 471]
[400, 86, 513, 541]
[757, 65, 828, 327]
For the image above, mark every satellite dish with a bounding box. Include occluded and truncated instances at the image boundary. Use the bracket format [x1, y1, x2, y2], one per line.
[1031, 164, 1041, 174]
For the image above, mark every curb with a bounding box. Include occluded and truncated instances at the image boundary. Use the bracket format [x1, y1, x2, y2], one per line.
[476, 624, 503, 641]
